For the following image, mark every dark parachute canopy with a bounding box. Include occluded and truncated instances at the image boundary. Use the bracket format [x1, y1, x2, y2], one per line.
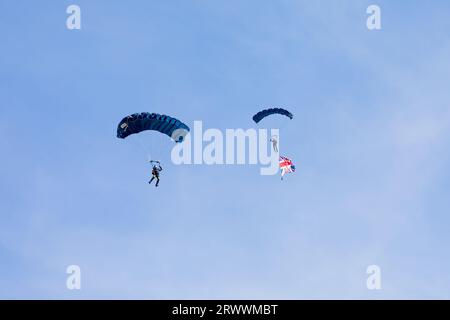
[117, 112, 190, 143]
[252, 108, 293, 124]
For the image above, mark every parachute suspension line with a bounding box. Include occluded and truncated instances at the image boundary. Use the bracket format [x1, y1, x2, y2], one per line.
[136, 135, 151, 161]
[120, 119, 148, 159]
[135, 131, 161, 163]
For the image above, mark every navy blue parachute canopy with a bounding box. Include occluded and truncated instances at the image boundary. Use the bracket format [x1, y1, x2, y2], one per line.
[117, 112, 190, 143]
[252, 108, 293, 124]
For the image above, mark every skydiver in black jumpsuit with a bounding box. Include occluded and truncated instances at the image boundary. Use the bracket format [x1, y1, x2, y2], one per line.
[148, 161, 163, 187]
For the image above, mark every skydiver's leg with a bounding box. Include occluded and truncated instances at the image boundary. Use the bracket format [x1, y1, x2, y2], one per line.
[155, 177, 160, 187]
[149, 176, 155, 184]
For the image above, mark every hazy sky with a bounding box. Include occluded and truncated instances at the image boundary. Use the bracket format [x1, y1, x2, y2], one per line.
[1, 0, 450, 299]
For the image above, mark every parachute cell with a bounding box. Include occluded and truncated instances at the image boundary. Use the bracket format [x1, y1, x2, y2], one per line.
[252, 108, 293, 124]
[116, 112, 190, 143]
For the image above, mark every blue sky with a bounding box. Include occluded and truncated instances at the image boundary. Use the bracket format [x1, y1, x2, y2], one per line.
[1, 0, 450, 299]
